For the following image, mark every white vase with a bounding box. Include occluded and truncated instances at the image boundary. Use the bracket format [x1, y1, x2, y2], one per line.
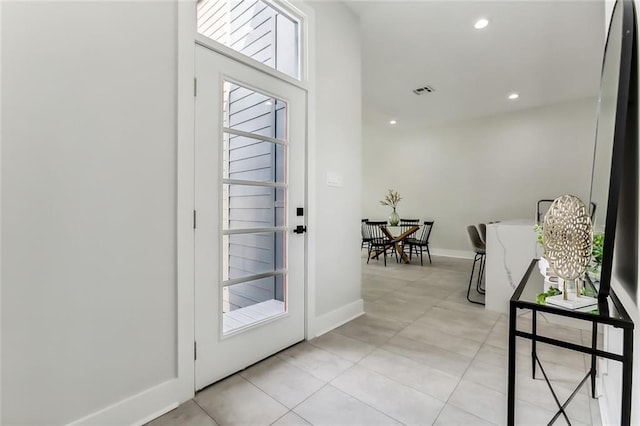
[388, 208, 399, 226]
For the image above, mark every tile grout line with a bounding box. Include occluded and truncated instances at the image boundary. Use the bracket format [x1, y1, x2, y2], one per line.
[192, 397, 223, 426]
[174, 258, 498, 426]
[325, 363, 410, 426]
[307, 333, 377, 363]
[360, 257, 499, 424]
[431, 309, 503, 426]
[279, 381, 331, 426]
[474, 315, 595, 425]
[352, 267, 478, 426]
[267, 344, 386, 424]
[239, 356, 326, 419]
[314, 268, 444, 425]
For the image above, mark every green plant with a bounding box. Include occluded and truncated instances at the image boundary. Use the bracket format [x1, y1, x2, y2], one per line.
[533, 224, 544, 247]
[536, 286, 562, 304]
[591, 232, 604, 267]
[536, 282, 597, 305]
[380, 189, 402, 208]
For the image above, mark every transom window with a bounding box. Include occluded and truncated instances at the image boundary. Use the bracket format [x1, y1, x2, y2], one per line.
[197, 0, 300, 79]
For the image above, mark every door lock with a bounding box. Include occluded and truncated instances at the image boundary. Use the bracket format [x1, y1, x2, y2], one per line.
[293, 225, 307, 234]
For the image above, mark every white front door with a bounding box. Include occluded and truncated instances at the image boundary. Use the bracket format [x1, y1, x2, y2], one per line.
[194, 45, 306, 389]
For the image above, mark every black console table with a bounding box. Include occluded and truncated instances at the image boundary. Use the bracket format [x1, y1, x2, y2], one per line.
[508, 259, 634, 425]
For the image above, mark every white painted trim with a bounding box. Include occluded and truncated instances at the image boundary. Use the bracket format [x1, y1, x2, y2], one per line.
[597, 356, 624, 426]
[176, 0, 197, 403]
[598, 375, 616, 426]
[430, 248, 475, 259]
[195, 35, 308, 91]
[135, 403, 179, 426]
[0, 0, 3, 421]
[67, 379, 180, 426]
[308, 299, 364, 339]
[297, 1, 316, 341]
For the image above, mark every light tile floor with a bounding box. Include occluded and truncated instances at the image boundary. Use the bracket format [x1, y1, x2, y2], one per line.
[148, 255, 603, 426]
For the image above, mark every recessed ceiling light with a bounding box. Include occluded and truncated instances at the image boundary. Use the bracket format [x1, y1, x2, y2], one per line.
[508, 93, 519, 100]
[474, 18, 489, 29]
[389, 120, 397, 125]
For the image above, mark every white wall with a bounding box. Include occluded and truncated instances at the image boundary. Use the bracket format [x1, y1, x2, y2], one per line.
[304, 1, 363, 336]
[1, 0, 361, 423]
[363, 99, 597, 255]
[1, 2, 182, 424]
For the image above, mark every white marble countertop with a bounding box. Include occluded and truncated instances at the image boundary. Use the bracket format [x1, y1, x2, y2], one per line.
[485, 219, 540, 313]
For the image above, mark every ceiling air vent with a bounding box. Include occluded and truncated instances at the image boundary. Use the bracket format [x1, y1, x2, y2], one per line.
[413, 85, 435, 95]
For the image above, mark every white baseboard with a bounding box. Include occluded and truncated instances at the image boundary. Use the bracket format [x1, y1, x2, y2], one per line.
[135, 403, 179, 426]
[308, 299, 364, 338]
[67, 378, 187, 426]
[430, 248, 474, 259]
[597, 378, 617, 426]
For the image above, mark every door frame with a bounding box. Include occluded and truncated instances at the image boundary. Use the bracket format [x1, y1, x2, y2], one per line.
[194, 48, 307, 388]
[176, 0, 317, 400]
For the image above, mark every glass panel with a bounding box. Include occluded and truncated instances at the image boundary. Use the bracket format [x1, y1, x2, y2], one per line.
[517, 260, 630, 323]
[223, 132, 286, 183]
[223, 81, 288, 141]
[222, 274, 286, 334]
[197, 0, 299, 79]
[222, 184, 285, 230]
[590, 4, 622, 232]
[222, 231, 286, 281]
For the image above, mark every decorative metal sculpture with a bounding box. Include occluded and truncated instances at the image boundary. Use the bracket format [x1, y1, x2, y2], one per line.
[543, 195, 593, 299]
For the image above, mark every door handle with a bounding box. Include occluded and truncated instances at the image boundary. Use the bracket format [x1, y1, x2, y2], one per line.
[293, 225, 307, 234]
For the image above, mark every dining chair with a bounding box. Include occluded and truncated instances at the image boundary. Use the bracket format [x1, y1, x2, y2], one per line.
[466, 225, 486, 305]
[536, 199, 554, 224]
[405, 221, 434, 266]
[537, 199, 598, 224]
[361, 218, 371, 250]
[399, 219, 420, 255]
[477, 223, 487, 244]
[399, 218, 420, 232]
[365, 221, 397, 266]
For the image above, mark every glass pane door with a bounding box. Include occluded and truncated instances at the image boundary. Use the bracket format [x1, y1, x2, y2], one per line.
[194, 45, 305, 390]
[222, 81, 288, 335]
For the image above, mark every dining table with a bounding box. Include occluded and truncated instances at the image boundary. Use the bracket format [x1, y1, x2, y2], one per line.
[369, 224, 420, 264]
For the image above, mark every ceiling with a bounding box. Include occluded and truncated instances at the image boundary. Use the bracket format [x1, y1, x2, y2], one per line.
[343, 1, 605, 129]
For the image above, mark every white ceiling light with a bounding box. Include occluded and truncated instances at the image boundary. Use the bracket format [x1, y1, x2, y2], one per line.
[508, 92, 519, 100]
[474, 18, 489, 29]
[389, 120, 397, 125]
